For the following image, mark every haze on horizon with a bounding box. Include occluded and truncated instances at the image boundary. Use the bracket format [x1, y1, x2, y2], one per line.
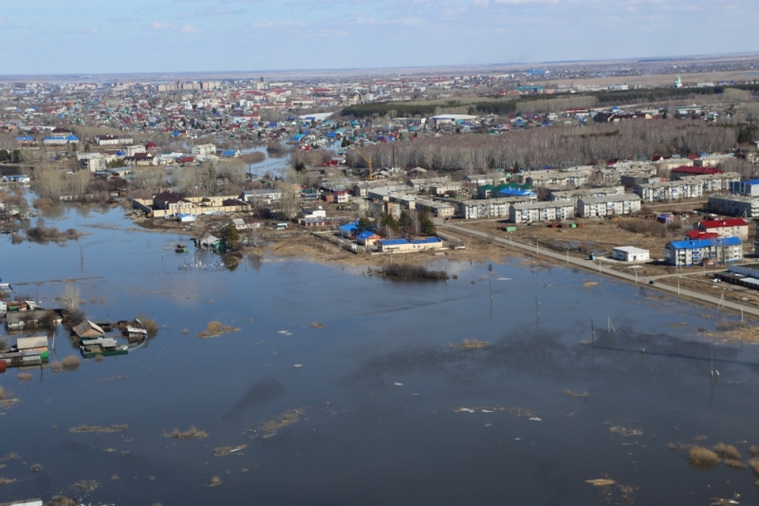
[2, 0, 758, 76]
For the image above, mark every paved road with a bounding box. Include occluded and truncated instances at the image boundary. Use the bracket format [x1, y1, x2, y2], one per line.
[441, 221, 759, 318]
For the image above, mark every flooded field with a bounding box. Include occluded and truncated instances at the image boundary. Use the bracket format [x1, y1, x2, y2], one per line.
[1, 203, 759, 505]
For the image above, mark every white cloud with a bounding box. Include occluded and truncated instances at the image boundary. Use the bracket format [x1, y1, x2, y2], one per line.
[152, 21, 171, 30]
[180, 25, 199, 34]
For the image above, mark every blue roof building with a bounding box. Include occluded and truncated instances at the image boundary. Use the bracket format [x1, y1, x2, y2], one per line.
[665, 236, 743, 267]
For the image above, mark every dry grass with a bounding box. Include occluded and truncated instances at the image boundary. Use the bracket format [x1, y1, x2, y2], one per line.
[259, 408, 305, 438]
[713, 443, 742, 460]
[750, 445, 759, 457]
[213, 444, 247, 456]
[451, 338, 488, 349]
[52, 355, 81, 372]
[49, 496, 77, 506]
[137, 314, 159, 338]
[210, 476, 222, 487]
[69, 424, 129, 434]
[586, 478, 616, 487]
[17, 373, 34, 382]
[29, 463, 43, 472]
[197, 321, 241, 339]
[2, 452, 20, 461]
[0, 477, 16, 486]
[309, 322, 325, 328]
[689, 445, 719, 467]
[162, 425, 209, 440]
[0, 386, 6, 400]
[750, 458, 759, 477]
[562, 389, 589, 398]
[609, 425, 642, 437]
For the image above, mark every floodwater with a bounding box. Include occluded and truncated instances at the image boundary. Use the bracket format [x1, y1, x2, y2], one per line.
[1, 202, 759, 505]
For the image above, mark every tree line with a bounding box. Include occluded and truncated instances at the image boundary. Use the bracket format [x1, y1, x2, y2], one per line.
[345, 119, 745, 173]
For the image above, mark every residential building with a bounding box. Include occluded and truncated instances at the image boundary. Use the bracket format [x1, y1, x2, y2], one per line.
[664, 237, 743, 267]
[707, 194, 759, 218]
[509, 200, 575, 224]
[634, 180, 703, 202]
[456, 197, 532, 220]
[577, 194, 642, 218]
[697, 218, 749, 241]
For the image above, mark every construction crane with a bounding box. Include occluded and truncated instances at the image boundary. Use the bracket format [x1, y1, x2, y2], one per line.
[351, 146, 373, 181]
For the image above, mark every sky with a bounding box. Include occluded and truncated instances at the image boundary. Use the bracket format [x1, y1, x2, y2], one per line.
[1, 0, 758, 76]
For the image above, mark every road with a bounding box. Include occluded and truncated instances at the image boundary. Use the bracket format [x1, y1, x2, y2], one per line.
[440, 221, 759, 318]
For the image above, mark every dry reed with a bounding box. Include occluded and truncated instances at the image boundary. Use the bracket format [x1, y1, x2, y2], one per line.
[451, 338, 488, 349]
[69, 424, 129, 434]
[197, 321, 241, 339]
[689, 445, 719, 467]
[162, 425, 209, 440]
[713, 443, 742, 460]
[61, 355, 81, 371]
[750, 458, 759, 477]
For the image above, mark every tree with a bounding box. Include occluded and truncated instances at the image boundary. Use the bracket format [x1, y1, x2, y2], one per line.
[419, 211, 436, 236]
[59, 284, 81, 313]
[356, 216, 374, 234]
[220, 223, 240, 246]
[275, 180, 299, 220]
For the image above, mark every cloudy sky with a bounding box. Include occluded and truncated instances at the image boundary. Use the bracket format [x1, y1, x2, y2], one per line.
[2, 0, 757, 75]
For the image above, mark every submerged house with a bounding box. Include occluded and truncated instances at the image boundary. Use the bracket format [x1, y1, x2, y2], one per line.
[73, 320, 106, 339]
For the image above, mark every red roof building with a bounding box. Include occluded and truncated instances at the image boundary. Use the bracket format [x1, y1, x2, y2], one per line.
[697, 218, 749, 241]
[671, 166, 723, 178]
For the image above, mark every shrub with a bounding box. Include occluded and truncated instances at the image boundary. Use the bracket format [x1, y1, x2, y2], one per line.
[713, 442, 741, 460]
[689, 445, 719, 467]
[61, 355, 81, 371]
[750, 458, 759, 476]
[381, 264, 448, 281]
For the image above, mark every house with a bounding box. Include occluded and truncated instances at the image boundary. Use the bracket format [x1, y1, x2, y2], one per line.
[612, 246, 650, 262]
[192, 144, 217, 157]
[577, 194, 642, 218]
[73, 320, 106, 339]
[5, 310, 50, 330]
[509, 201, 575, 224]
[697, 218, 749, 241]
[664, 237, 743, 267]
[199, 233, 221, 248]
[298, 206, 328, 226]
[153, 192, 193, 214]
[356, 230, 382, 246]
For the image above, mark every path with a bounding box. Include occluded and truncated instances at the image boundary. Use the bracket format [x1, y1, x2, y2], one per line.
[440, 221, 759, 318]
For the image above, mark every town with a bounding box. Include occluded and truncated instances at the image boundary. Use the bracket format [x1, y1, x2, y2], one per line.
[4, 56, 759, 310]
